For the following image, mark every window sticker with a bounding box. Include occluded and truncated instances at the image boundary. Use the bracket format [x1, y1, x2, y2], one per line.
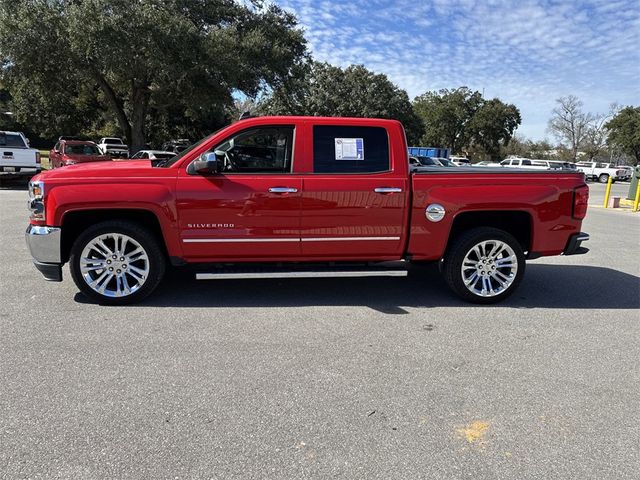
[335, 138, 364, 160]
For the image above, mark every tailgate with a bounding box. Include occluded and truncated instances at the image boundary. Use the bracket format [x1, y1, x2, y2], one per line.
[0, 148, 37, 168]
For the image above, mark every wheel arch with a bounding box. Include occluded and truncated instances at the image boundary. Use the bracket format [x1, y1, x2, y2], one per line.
[446, 210, 533, 256]
[60, 209, 169, 264]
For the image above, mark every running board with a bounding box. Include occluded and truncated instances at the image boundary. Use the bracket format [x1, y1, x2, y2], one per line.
[195, 263, 408, 280]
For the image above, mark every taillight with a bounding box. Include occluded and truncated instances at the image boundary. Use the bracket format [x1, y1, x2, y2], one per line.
[573, 185, 589, 220]
[36, 152, 41, 164]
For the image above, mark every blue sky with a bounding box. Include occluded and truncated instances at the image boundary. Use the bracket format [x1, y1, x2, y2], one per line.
[276, 0, 640, 140]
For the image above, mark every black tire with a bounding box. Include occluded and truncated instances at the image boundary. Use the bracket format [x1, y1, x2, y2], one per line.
[69, 220, 166, 305]
[442, 227, 525, 304]
[598, 174, 609, 183]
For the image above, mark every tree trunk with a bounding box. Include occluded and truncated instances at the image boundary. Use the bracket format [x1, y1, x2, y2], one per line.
[90, 68, 132, 144]
[130, 83, 150, 154]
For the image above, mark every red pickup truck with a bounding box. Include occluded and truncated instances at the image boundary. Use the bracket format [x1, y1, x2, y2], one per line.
[25, 116, 589, 305]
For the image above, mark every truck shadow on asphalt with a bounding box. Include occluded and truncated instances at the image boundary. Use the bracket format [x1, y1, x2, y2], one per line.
[88, 263, 639, 312]
[0, 178, 30, 190]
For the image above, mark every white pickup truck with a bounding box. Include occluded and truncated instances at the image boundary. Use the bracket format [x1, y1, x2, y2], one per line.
[97, 137, 129, 158]
[575, 161, 626, 183]
[0, 131, 41, 178]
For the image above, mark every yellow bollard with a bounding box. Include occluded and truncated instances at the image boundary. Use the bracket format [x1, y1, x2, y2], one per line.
[633, 181, 640, 212]
[603, 175, 613, 208]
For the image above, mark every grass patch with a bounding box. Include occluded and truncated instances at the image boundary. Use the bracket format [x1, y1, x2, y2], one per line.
[39, 150, 50, 170]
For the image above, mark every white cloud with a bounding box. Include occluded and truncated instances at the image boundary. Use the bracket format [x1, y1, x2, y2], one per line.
[278, 0, 640, 139]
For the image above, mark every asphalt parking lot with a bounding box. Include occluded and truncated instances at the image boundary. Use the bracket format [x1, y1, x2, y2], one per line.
[1, 180, 639, 479]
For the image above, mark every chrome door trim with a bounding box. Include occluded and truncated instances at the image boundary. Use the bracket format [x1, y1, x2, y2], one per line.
[301, 236, 400, 242]
[183, 238, 299, 243]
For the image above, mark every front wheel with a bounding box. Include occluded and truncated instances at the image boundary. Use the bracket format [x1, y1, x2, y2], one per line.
[69, 220, 166, 305]
[442, 227, 525, 304]
[598, 174, 610, 183]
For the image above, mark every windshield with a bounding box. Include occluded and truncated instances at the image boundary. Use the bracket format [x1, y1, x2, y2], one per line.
[417, 156, 440, 166]
[157, 127, 226, 167]
[64, 144, 100, 155]
[153, 153, 175, 160]
[438, 158, 456, 167]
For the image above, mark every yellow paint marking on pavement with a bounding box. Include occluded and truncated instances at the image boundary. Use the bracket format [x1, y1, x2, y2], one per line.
[457, 420, 490, 447]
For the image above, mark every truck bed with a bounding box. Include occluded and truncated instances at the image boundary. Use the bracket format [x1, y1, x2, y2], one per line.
[408, 168, 586, 261]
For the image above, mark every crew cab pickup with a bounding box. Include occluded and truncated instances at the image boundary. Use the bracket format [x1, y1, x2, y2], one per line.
[25, 116, 590, 305]
[575, 161, 626, 183]
[97, 137, 129, 158]
[1, 130, 41, 177]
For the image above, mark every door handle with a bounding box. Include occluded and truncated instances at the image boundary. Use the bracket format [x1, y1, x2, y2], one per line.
[269, 187, 298, 193]
[374, 187, 402, 194]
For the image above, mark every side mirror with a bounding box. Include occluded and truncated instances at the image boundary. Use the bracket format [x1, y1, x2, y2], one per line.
[188, 152, 218, 175]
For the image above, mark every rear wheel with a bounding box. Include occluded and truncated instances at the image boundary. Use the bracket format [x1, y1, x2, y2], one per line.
[69, 220, 165, 305]
[442, 227, 525, 304]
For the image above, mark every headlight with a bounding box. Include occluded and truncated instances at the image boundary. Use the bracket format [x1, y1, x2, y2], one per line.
[28, 180, 45, 222]
[29, 180, 44, 199]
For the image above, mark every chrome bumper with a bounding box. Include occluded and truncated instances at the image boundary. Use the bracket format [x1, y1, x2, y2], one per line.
[25, 225, 62, 263]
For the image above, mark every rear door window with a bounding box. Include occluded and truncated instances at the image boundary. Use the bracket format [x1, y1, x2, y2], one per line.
[313, 125, 389, 173]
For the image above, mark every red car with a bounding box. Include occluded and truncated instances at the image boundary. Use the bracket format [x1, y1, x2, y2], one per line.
[26, 116, 589, 305]
[49, 140, 112, 168]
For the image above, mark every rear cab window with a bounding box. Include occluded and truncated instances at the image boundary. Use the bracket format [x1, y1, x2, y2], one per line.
[312, 125, 389, 174]
[0, 132, 27, 148]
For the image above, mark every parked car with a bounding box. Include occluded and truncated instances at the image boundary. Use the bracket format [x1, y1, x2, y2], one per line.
[500, 158, 559, 170]
[25, 116, 589, 306]
[615, 165, 633, 181]
[597, 163, 631, 181]
[97, 137, 129, 158]
[433, 157, 459, 167]
[57, 136, 85, 142]
[0, 130, 41, 178]
[161, 139, 191, 153]
[575, 161, 626, 183]
[409, 155, 445, 171]
[450, 156, 471, 166]
[548, 161, 577, 170]
[129, 150, 176, 162]
[49, 140, 111, 169]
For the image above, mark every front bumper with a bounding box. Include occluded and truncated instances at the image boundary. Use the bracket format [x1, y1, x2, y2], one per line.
[564, 232, 590, 255]
[25, 225, 63, 282]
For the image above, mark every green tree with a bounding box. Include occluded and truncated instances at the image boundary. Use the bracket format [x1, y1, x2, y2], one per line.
[260, 62, 424, 144]
[412, 87, 483, 153]
[413, 87, 520, 159]
[605, 106, 640, 165]
[0, 0, 307, 151]
[467, 99, 521, 160]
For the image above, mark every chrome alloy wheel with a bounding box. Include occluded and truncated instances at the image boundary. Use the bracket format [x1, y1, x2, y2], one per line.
[461, 240, 518, 297]
[79, 233, 150, 298]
